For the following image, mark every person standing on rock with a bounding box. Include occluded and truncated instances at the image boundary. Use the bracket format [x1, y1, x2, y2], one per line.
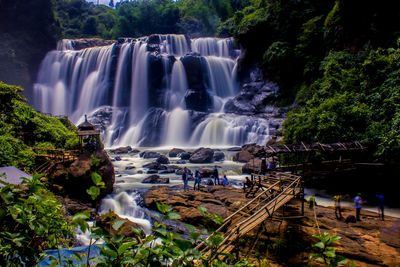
[334, 195, 343, 219]
[376, 193, 384, 221]
[354, 193, 362, 221]
[213, 166, 219, 185]
[182, 167, 189, 191]
[194, 169, 201, 191]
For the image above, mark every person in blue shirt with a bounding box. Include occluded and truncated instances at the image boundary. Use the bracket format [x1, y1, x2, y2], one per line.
[222, 175, 229, 186]
[213, 166, 220, 185]
[354, 193, 362, 221]
[193, 170, 201, 191]
[376, 193, 384, 221]
[182, 167, 189, 191]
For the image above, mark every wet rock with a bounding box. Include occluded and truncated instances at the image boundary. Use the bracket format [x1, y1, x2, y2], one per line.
[142, 175, 169, 184]
[156, 155, 170, 164]
[213, 151, 225, 161]
[180, 152, 191, 160]
[176, 160, 186, 164]
[189, 147, 214, 163]
[227, 146, 242, 151]
[147, 169, 158, 174]
[125, 166, 136, 170]
[233, 150, 253, 163]
[110, 146, 132, 154]
[198, 168, 213, 177]
[169, 148, 186, 157]
[131, 149, 140, 154]
[72, 38, 115, 50]
[142, 162, 167, 170]
[242, 158, 262, 174]
[97, 212, 143, 238]
[114, 156, 122, 161]
[140, 151, 161, 159]
[159, 169, 176, 174]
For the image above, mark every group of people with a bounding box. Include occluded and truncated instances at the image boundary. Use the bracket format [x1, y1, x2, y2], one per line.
[308, 192, 385, 222]
[181, 166, 229, 191]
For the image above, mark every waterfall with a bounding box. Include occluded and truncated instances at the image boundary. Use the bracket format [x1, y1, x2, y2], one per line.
[34, 34, 272, 147]
[99, 191, 151, 234]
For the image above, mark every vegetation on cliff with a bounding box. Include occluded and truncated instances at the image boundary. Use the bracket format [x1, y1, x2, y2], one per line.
[224, 0, 400, 161]
[0, 82, 78, 172]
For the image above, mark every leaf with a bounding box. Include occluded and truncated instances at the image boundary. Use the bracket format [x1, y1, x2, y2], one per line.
[101, 246, 118, 258]
[86, 186, 100, 200]
[156, 202, 171, 214]
[312, 241, 325, 249]
[189, 232, 201, 241]
[198, 206, 208, 215]
[166, 212, 181, 220]
[184, 223, 196, 233]
[174, 238, 192, 251]
[117, 241, 137, 255]
[112, 219, 127, 231]
[91, 172, 103, 186]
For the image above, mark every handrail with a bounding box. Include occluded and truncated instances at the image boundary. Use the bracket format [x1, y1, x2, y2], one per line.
[198, 173, 302, 257]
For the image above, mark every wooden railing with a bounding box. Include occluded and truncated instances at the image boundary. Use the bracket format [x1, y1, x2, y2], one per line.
[196, 172, 303, 261]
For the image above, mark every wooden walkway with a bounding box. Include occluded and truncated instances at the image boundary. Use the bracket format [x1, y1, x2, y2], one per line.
[31, 147, 79, 174]
[196, 172, 303, 261]
[264, 141, 366, 156]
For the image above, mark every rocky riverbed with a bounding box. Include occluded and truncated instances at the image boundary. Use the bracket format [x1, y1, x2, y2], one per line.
[141, 184, 400, 266]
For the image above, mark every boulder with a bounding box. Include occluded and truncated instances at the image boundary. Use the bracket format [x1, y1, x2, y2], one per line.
[233, 150, 254, 163]
[156, 155, 170, 164]
[49, 149, 115, 202]
[159, 169, 176, 174]
[189, 147, 214, 163]
[142, 175, 169, 184]
[147, 170, 158, 174]
[114, 156, 122, 161]
[142, 162, 167, 170]
[169, 148, 185, 157]
[213, 151, 225, 161]
[96, 212, 143, 238]
[180, 152, 191, 160]
[125, 166, 135, 170]
[227, 146, 242, 151]
[198, 168, 213, 177]
[242, 158, 262, 174]
[176, 160, 186, 164]
[140, 151, 161, 159]
[110, 146, 132, 154]
[72, 38, 115, 50]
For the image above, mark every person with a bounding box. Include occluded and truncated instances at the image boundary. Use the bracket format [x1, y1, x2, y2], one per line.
[354, 193, 362, 221]
[213, 166, 219, 185]
[193, 170, 201, 191]
[376, 193, 384, 221]
[182, 167, 189, 191]
[260, 158, 267, 175]
[243, 177, 252, 192]
[267, 158, 275, 172]
[222, 175, 229, 186]
[308, 194, 316, 209]
[333, 195, 343, 219]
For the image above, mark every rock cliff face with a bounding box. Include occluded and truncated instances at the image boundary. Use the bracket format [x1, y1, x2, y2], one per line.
[49, 149, 115, 203]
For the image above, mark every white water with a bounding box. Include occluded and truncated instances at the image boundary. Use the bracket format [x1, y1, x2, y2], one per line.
[34, 34, 270, 148]
[99, 191, 152, 233]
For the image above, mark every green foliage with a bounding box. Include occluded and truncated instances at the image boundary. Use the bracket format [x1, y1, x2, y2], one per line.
[284, 48, 400, 162]
[310, 233, 348, 266]
[0, 82, 78, 172]
[0, 173, 73, 266]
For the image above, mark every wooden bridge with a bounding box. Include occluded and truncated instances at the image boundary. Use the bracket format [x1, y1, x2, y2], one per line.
[196, 172, 303, 261]
[263, 141, 366, 156]
[31, 147, 79, 174]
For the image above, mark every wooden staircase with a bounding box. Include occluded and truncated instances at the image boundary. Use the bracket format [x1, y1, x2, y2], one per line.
[196, 172, 303, 261]
[32, 147, 79, 174]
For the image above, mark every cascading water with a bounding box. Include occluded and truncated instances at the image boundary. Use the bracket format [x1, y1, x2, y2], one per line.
[34, 34, 272, 147]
